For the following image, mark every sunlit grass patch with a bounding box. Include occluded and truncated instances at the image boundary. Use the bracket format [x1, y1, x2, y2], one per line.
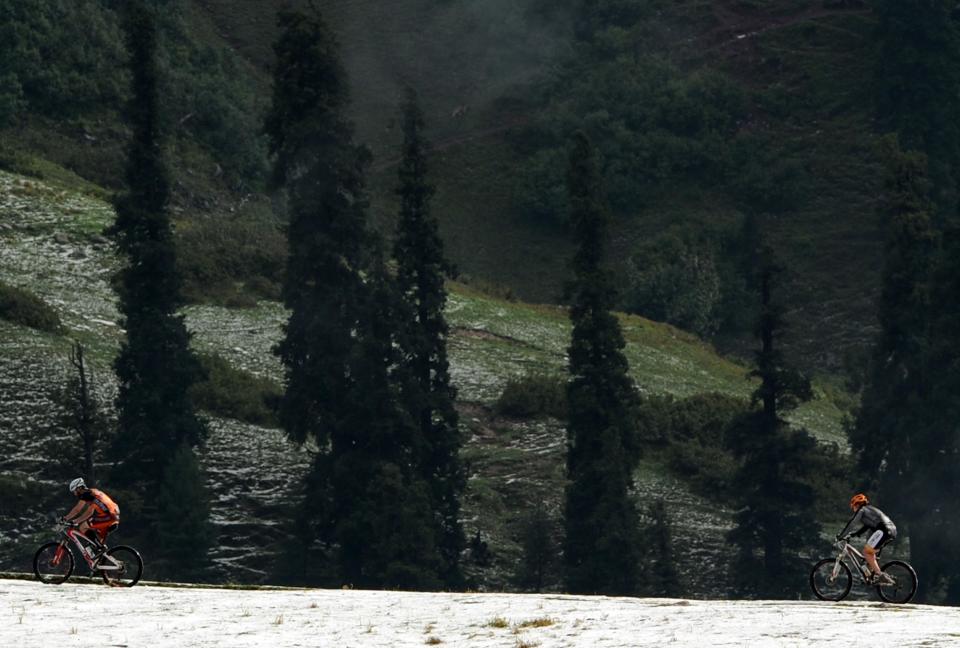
[515, 617, 555, 629]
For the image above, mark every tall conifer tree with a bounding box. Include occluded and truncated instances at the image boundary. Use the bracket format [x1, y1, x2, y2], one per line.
[850, 138, 960, 601]
[393, 88, 465, 587]
[851, 138, 936, 494]
[874, 0, 960, 213]
[921, 221, 960, 602]
[154, 443, 215, 581]
[109, 1, 206, 495]
[644, 500, 680, 598]
[726, 249, 821, 598]
[562, 132, 642, 595]
[266, 9, 443, 588]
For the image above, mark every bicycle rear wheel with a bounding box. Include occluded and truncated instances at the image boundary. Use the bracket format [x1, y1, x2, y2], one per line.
[876, 560, 918, 604]
[34, 542, 74, 584]
[810, 558, 852, 601]
[99, 545, 143, 587]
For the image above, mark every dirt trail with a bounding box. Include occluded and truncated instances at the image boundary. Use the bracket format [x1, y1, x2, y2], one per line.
[372, 4, 873, 170]
[701, 3, 872, 54]
[371, 117, 529, 173]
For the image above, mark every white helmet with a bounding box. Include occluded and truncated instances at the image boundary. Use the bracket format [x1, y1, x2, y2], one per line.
[69, 477, 86, 493]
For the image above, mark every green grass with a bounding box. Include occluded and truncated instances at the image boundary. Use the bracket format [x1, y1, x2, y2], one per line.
[0, 0, 887, 379]
[447, 282, 845, 442]
[0, 146, 111, 201]
[0, 165, 853, 593]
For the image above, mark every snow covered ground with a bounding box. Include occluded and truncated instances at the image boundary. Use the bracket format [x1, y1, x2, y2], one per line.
[3, 578, 958, 648]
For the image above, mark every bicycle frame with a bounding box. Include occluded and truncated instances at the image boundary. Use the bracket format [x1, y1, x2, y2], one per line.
[52, 523, 123, 573]
[831, 541, 874, 583]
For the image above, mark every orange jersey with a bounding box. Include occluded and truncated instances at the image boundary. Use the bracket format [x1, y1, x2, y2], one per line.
[83, 488, 120, 522]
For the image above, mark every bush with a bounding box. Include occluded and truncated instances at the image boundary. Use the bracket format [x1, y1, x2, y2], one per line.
[495, 373, 567, 419]
[516, 57, 747, 222]
[0, 281, 62, 332]
[0, 475, 49, 517]
[1, 1, 267, 186]
[636, 393, 748, 503]
[626, 233, 723, 338]
[189, 353, 282, 427]
[176, 205, 285, 306]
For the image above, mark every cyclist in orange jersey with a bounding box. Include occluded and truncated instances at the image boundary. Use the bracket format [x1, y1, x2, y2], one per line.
[62, 477, 120, 551]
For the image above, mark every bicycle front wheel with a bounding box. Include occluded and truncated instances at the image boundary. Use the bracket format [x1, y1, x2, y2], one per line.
[34, 542, 74, 584]
[810, 558, 852, 601]
[99, 545, 143, 587]
[877, 560, 918, 604]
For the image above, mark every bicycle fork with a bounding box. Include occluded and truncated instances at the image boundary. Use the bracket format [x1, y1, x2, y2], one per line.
[51, 542, 68, 567]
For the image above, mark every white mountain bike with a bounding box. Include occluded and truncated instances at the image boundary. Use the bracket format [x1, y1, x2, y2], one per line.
[810, 538, 917, 604]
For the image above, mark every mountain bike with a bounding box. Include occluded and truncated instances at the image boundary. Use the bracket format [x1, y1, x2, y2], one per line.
[810, 538, 917, 604]
[33, 520, 143, 587]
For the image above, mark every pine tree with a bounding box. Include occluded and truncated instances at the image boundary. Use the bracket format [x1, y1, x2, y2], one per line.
[873, 0, 960, 212]
[392, 87, 465, 587]
[265, 6, 367, 452]
[922, 222, 960, 603]
[850, 137, 960, 602]
[562, 131, 642, 595]
[644, 500, 680, 598]
[850, 137, 936, 497]
[109, 1, 206, 495]
[266, 8, 443, 588]
[726, 248, 822, 598]
[516, 502, 558, 593]
[333, 249, 443, 589]
[154, 443, 215, 582]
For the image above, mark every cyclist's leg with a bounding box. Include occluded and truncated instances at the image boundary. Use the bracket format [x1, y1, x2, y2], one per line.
[87, 519, 115, 549]
[864, 530, 885, 574]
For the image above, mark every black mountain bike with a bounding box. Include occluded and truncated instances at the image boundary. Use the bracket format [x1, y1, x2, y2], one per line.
[810, 538, 917, 604]
[33, 520, 143, 587]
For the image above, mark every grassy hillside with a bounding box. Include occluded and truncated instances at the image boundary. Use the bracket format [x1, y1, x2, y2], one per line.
[0, 0, 889, 373]
[188, 0, 886, 372]
[0, 167, 851, 593]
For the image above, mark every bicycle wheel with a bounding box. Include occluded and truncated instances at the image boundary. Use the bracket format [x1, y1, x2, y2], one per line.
[810, 558, 852, 601]
[99, 545, 143, 587]
[877, 560, 918, 604]
[34, 542, 74, 584]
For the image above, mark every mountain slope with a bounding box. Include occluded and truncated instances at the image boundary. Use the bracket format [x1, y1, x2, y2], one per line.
[0, 0, 889, 371]
[0, 168, 852, 593]
[193, 0, 887, 370]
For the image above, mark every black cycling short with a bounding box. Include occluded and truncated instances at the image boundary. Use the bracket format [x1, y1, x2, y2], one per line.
[866, 528, 895, 554]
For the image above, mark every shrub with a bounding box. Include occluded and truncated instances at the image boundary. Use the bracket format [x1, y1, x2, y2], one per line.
[625, 233, 723, 338]
[189, 353, 282, 427]
[0, 281, 62, 332]
[0, 475, 48, 517]
[636, 393, 748, 503]
[516, 58, 747, 223]
[176, 205, 285, 306]
[495, 373, 567, 419]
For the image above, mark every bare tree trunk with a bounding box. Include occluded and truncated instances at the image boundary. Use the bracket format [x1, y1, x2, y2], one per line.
[70, 341, 96, 483]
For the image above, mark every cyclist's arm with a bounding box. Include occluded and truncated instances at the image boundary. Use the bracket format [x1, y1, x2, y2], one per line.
[837, 509, 864, 539]
[63, 500, 85, 522]
[65, 502, 94, 523]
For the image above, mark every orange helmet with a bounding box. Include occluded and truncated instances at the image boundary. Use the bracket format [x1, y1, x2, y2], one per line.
[850, 493, 869, 511]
